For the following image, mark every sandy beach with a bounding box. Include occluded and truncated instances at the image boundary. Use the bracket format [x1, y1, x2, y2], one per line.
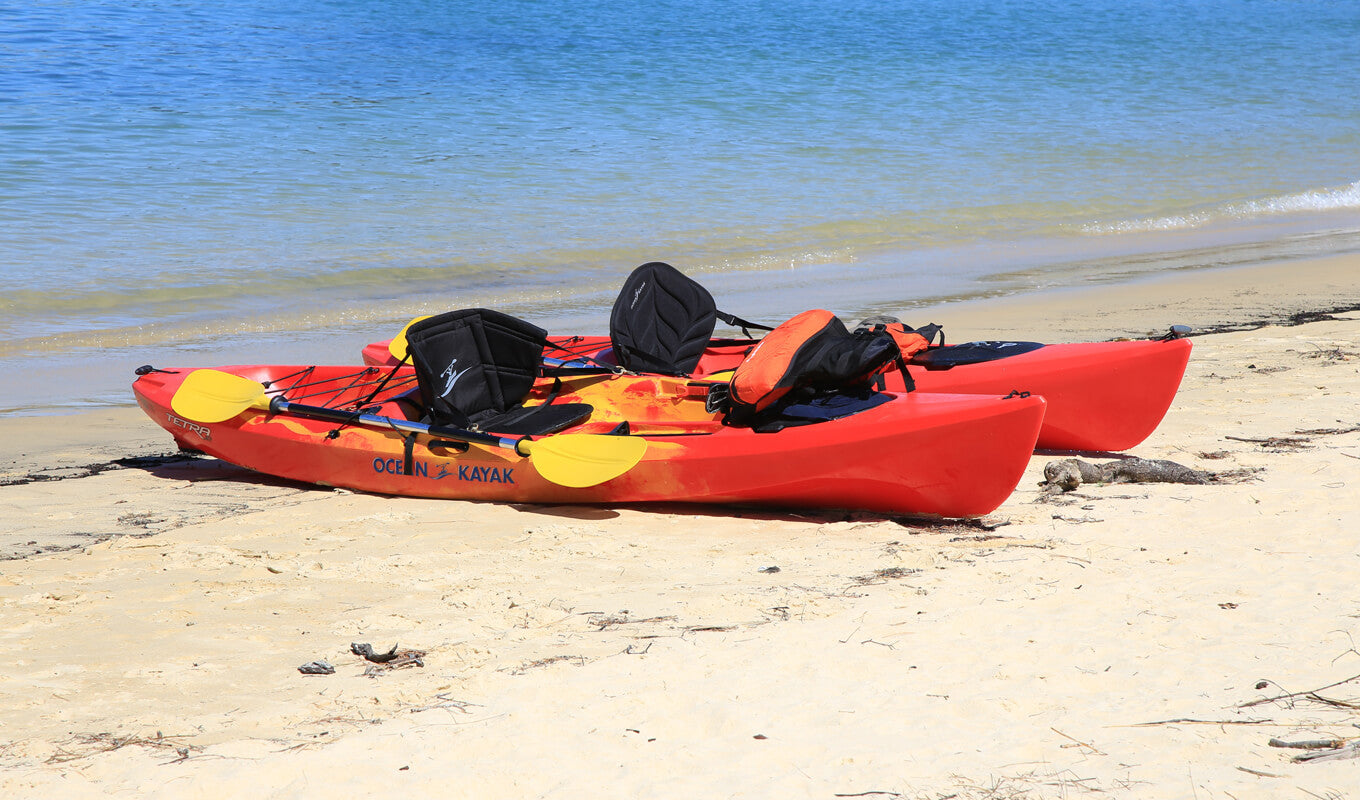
[3, 253, 1360, 798]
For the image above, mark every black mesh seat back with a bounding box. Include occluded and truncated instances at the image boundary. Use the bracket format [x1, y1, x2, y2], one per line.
[405, 309, 547, 428]
[609, 261, 718, 375]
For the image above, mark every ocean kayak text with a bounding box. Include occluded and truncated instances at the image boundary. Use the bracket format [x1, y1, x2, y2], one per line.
[371, 458, 515, 484]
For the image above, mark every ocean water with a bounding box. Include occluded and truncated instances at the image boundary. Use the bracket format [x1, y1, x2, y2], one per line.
[3, 0, 1359, 413]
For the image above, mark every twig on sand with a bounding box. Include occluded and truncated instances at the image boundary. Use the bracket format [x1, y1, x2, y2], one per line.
[1238, 672, 1360, 709]
[310, 714, 380, 729]
[1294, 425, 1360, 436]
[1225, 426, 1360, 453]
[1225, 435, 1312, 451]
[510, 654, 588, 675]
[589, 613, 677, 631]
[1051, 513, 1104, 524]
[406, 693, 480, 714]
[45, 731, 200, 764]
[1129, 718, 1271, 727]
[1052, 727, 1107, 755]
[849, 566, 920, 586]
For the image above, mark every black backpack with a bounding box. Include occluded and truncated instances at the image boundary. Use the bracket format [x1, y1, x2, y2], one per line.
[724, 309, 910, 430]
[404, 309, 592, 436]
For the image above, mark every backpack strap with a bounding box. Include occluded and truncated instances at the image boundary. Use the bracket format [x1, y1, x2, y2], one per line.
[714, 309, 774, 338]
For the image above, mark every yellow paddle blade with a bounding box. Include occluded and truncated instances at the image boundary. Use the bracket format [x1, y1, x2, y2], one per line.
[171, 369, 270, 423]
[388, 315, 432, 361]
[521, 434, 648, 488]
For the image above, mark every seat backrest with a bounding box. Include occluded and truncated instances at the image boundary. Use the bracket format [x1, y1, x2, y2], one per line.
[608, 261, 719, 375]
[404, 308, 547, 428]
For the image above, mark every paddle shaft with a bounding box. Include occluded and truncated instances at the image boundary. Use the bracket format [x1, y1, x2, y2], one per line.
[267, 397, 526, 454]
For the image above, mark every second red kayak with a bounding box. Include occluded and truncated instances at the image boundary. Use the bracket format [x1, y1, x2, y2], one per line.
[363, 334, 1191, 452]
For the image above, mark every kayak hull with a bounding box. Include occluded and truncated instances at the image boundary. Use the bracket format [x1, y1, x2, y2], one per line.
[899, 338, 1190, 451]
[133, 365, 1045, 518]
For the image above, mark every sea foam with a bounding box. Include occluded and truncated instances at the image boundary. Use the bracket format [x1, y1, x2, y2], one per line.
[1083, 180, 1360, 235]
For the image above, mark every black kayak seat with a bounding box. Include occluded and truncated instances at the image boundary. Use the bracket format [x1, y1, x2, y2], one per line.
[609, 261, 771, 375]
[404, 308, 592, 436]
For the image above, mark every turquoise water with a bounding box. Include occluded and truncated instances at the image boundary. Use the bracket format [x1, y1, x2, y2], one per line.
[3, 0, 1360, 412]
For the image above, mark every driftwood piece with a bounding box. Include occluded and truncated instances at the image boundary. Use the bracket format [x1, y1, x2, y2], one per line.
[1268, 737, 1346, 750]
[1042, 458, 1209, 493]
[351, 642, 400, 663]
[1290, 741, 1360, 763]
[351, 642, 427, 674]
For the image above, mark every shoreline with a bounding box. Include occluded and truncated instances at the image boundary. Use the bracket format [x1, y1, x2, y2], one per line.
[8, 225, 1360, 416]
[3, 250, 1360, 797]
[4, 250, 1358, 468]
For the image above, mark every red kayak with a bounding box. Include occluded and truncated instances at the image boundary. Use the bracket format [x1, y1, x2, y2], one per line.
[133, 364, 1045, 518]
[362, 333, 1190, 452]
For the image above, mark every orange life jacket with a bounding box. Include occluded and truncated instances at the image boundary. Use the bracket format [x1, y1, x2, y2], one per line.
[727, 309, 907, 426]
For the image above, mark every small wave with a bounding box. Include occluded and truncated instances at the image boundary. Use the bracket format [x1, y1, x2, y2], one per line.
[1082, 179, 1360, 235]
